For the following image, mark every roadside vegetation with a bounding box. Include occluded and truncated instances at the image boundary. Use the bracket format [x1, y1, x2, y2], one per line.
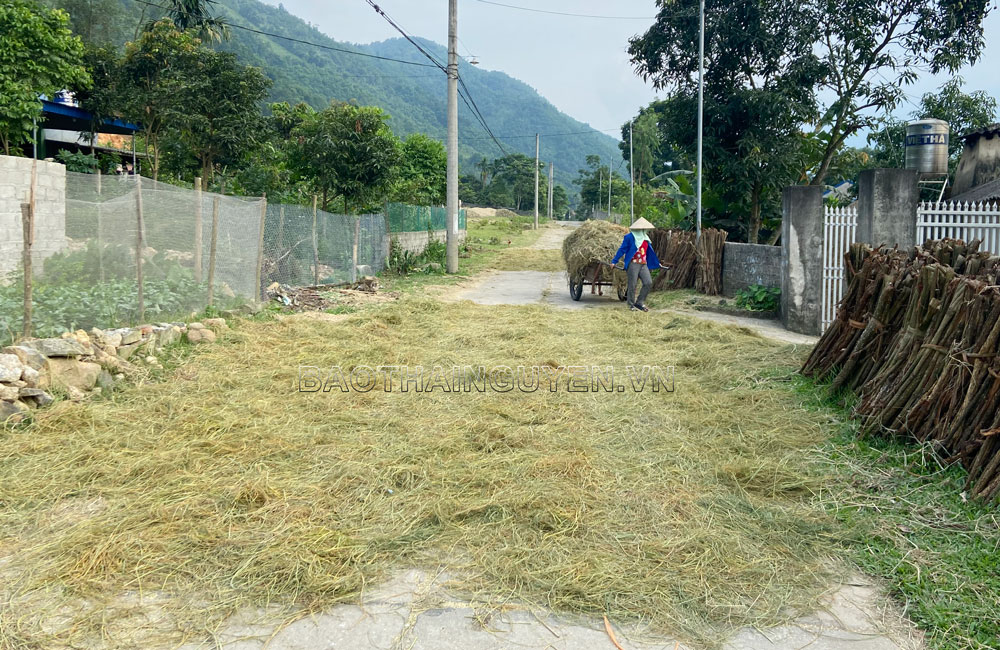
[793, 378, 1000, 650]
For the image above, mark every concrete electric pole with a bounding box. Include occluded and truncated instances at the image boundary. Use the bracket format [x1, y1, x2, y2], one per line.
[548, 162, 554, 218]
[696, 0, 705, 241]
[629, 122, 635, 223]
[534, 133, 540, 229]
[446, 0, 459, 272]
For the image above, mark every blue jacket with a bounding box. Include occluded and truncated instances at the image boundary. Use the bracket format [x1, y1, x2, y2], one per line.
[612, 232, 661, 270]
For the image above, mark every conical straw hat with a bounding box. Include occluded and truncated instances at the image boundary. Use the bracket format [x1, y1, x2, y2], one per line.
[629, 217, 655, 230]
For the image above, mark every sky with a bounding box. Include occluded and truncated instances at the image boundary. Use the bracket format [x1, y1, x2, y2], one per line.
[265, 0, 1000, 142]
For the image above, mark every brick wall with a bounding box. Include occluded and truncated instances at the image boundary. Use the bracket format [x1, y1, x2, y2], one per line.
[0, 156, 66, 276]
[721, 242, 781, 297]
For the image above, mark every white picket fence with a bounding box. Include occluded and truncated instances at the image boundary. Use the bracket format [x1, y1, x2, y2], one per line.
[917, 202, 1000, 254]
[822, 205, 857, 332]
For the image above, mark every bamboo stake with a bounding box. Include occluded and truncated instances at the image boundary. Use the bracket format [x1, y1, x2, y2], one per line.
[206, 195, 220, 306]
[255, 193, 267, 302]
[312, 195, 319, 286]
[21, 159, 37, 339]
[135, 174, 145, 322]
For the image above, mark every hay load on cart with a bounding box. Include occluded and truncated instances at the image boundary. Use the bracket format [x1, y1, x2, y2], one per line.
[561, 220, 629, 301]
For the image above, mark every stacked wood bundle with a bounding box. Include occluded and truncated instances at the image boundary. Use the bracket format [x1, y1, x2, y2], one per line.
[695, 228, 727, 295]
[650, 228, 697, 290]
[802, 238, 1000, 502]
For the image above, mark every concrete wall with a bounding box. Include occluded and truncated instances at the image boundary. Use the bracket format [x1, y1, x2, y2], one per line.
[0, 156, 66, 277]
[856, 168, 919, 248]
[781, 185, 824, 336]
[953, 130, 1000, 196]
[393, 228, 467, 255]
[721, 242, 781, 297]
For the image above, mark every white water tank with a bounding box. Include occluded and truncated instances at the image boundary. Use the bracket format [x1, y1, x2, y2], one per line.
[904, 119, 949, 174]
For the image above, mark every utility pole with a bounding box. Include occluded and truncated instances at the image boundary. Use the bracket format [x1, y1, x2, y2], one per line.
[534, 133, 540, 229]
[629, 122, 635, 224]
[598, 157, 603, 216]
[446, 0, 459, 272]
[696, 0, 705, 241]
[608, 154, 613, 223]
[548, 162, 554, 218]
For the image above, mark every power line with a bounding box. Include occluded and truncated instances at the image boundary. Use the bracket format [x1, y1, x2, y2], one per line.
[466, 127, 622, 140]
[359, 1, 510, 155]
[473, 0, 655, 19]
[128, 0, 440, 68]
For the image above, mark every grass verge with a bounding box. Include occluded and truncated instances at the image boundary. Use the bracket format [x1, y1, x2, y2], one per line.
[2, 303, 841, 649]
[792, 378, 1000, 650]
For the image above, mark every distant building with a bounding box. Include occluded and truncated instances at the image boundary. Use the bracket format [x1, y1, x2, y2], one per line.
[951, 123, 1000, 203]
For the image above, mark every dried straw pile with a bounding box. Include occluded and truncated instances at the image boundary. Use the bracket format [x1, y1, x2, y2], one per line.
[561, 219, 627, 279]
[1, 299, 840, 649]
[803, 238, 1000, 502]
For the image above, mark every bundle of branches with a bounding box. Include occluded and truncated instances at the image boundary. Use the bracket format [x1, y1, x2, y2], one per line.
[695, 228, 727, 295]
[650, 228, 697, 290]
[802, 238, 1000, 501]
[561, 219, 627, 280]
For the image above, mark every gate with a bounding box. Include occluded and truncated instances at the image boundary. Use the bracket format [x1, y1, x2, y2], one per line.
[821, 205, 857, 332]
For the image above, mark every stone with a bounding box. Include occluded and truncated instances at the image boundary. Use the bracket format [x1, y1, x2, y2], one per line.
[66, 386, 86, 401]
[20, 337, 88, 358]
[144, 356, 158, 365]
[2, 345, 47, 371]
[104, 331, 124, 348]
[18, 388, 53, 408]
[188, 322, 206, 331]
[0, 400, 30, 424]
[0, 385, 19, 401]
[120, 329, 142, 345]
[20, 366, 40, 388]
[204, 318, 228, 330]
[427, 263, 442, 272]
[155, 326, 180, 348]
[356, 264, 374, 277]
[117, 342, 143, 361]
[48, 359, 102, 392]
[186, 328, 217, 344]
[0, 354, 24, 382]
[96, 370, 115, 391]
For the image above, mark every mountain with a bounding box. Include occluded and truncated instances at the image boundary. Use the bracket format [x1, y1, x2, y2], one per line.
[204, 0, 621, 191]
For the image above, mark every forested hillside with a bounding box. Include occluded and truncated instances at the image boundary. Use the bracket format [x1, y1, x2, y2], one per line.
[49, 0, 619, 194]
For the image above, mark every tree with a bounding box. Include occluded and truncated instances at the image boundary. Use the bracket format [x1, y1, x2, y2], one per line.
[152, 0, 228, 42]
[392, 133, 446, 205]
[628, 0, 825, 242]
[0, 0, 89, 155]
[174, 48, 271, 181]
[620, 111, 660, 185]
[574, 155, 628, 217]
[289, 102, 402, 212]
[117, 21, 201, 180]
[868, 78, 998, 174]
[809, 0, 992, 184]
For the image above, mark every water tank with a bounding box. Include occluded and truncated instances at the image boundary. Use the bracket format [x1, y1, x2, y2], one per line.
[904, 119, 949, 174]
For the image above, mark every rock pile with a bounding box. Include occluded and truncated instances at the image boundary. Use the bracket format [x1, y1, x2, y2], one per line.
[1, 318, 228, 424]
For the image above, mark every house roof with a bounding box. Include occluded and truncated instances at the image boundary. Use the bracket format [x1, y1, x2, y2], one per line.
[41, 99, 140, 136]
[960, 123, 1000, 143]
[950, 178, 1000, 203]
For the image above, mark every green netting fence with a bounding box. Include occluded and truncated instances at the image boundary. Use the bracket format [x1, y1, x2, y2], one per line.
[386, 203, 467, 233]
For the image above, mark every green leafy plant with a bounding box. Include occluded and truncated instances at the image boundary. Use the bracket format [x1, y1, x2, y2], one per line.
[734, 284, 780, 312]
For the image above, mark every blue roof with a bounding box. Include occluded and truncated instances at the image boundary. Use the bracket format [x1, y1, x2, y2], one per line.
[41, 99, 141, 135]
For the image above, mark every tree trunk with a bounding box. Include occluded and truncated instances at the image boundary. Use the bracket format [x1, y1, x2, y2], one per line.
[747, 184, 762, 244]
[151, 132, 160, 181]
[201, 157, 214, 183]
[321, 188, 328, 211]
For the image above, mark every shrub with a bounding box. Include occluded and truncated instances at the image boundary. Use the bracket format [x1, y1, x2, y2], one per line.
[734, 285, 780, 312]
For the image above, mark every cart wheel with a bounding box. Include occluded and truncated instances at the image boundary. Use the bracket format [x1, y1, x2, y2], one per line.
[570, 277, 584, 301]
[617, 284, 628, 302]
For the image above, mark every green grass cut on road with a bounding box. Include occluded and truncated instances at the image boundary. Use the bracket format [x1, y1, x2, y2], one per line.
[0, 301, 844, 649]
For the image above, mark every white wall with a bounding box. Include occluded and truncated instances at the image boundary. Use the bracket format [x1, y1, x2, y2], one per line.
[0, 156, 67, 276]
